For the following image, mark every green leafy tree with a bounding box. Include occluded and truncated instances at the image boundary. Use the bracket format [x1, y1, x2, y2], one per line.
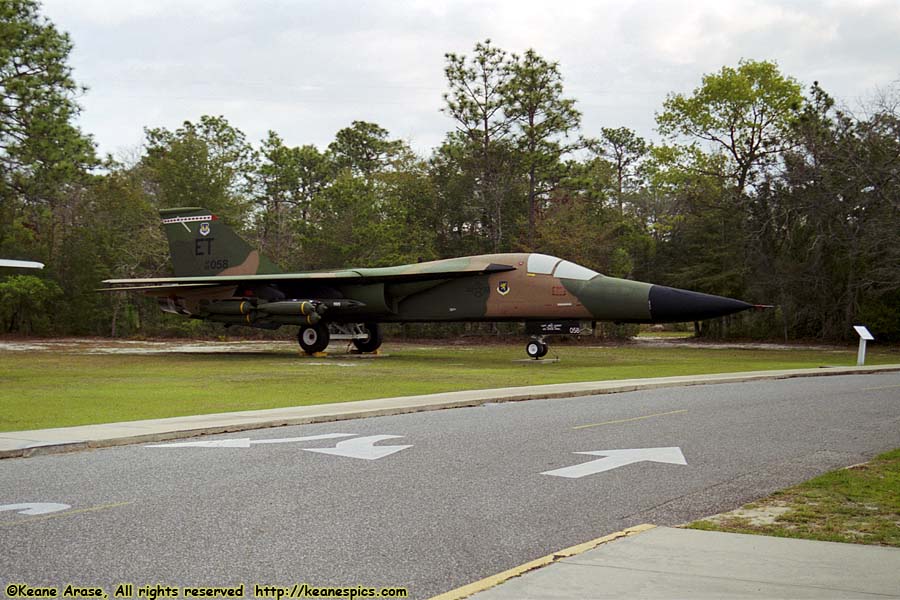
[0, 274, 62, 334]
[375, 151, 439, 264]
[298, 123, 436, 269]
[504, 49, 582, 247]
[534, 192, 640, 278]
[297, 171, 382, 268]
[255, 131, 332, 267]
[442, 39, 518, 251]
[638, 145, 743, 296]
[754, 83, 900, 339]
[656, 59, 803, 192]
[0, 0, 95, 264]
[538, 156, 656, 283]
[428, 137, 489, 257]
[650, 60, 803, 314]
[594, 127, 648, 214]
[327, 121, 402, 181]
[54, 170, 166, 336]
[141, 115, 255, 226]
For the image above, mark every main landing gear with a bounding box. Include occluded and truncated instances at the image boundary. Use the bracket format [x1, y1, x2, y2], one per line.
[298, 322, 330, 354]
[351, 322, 383, 353]
[525, 337, 549, 359]
[297, 322, 383, 355]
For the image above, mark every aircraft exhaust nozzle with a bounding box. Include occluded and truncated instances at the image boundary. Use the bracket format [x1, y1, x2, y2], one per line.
[649, 285, 753, 323]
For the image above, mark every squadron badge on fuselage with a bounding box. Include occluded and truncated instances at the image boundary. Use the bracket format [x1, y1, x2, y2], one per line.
[497, 281, 510, 296]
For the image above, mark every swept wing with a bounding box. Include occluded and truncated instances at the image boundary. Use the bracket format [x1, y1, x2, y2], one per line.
[101, 259, 516, 293]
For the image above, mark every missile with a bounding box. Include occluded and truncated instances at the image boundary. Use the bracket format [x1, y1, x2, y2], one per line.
[202, 299, 255, 316]
[258, 300, 323, 324]
[201, 298, 369, 326]
[204, 299, 322, 324]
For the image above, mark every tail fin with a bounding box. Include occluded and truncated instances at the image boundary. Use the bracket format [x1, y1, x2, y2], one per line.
[159, 207, 282, 277]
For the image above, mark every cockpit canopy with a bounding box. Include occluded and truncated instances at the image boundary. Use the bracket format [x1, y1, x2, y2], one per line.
[526, 253, 601, 281]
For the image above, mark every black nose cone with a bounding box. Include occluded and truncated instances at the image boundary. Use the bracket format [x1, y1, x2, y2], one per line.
[649, 285, 753, 322]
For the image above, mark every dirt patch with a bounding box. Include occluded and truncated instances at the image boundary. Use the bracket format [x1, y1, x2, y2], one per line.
[700, 502, 793, 526]
[0, 338, 402, 357]
[630, 338, 847, 352]
[0, 338, 294, 354]
[0, 335, 868, 357]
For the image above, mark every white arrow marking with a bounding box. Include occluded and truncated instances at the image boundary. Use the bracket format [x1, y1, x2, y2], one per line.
[251, 434, 355, 445]
[541, 447, 687, 479]
[303, 435, 412, 460]
[0, 503, 71, 516]
[146, 433, 355, 448]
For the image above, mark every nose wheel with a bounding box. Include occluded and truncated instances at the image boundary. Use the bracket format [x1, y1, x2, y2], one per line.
[525, 337, 549, 359]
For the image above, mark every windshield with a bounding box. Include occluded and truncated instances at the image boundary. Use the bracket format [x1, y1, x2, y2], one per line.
[553, 260, 600, 281]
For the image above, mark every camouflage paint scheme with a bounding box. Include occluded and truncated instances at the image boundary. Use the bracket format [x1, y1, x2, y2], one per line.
[103, 207, 752, 332]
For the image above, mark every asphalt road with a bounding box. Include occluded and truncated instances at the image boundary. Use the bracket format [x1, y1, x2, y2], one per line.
[2, 372, 900, 599]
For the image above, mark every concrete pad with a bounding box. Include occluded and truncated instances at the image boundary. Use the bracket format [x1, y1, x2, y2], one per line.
[468, 561, 894, 599]
[465, 527, 900, 599]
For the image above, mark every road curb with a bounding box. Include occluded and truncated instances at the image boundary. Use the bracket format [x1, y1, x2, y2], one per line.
[2, 364, 899, 459]
[427, 524, 657, 600]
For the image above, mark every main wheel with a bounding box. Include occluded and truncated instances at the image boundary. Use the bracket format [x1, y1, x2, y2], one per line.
[537, 341, 549, 357]
[298, 322, 330, 354]
[352, 322, 383, 353]
[526, 340, 543, 359]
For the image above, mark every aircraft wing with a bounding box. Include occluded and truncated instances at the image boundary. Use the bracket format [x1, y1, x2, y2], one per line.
[0, 259, 44, 269]
[101, 282, 225, 292]
[101, 258, 516, 293]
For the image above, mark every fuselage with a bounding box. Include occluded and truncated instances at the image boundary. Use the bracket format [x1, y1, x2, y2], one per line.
[156, 252, 751, 327]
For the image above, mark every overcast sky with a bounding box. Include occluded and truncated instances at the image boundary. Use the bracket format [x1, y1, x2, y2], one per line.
[40, 0, 900, 160]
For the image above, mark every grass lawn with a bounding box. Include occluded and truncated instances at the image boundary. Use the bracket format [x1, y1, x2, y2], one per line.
[1, 339, 897, 431]
[687, 448, 900, 547]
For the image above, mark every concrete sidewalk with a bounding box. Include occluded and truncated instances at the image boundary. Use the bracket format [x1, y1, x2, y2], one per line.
[449, 526, 900, 599]
[2, 364, 898, 459]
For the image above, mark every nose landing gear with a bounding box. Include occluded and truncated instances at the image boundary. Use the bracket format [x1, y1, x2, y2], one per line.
[523, 321, 591, 359]
[525, 337, 549, 359]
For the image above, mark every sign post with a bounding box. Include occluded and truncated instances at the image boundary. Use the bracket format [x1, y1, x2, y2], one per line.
[853, 325, 874, 366]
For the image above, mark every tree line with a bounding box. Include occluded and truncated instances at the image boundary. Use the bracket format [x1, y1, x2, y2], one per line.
[1, 0, 898, 341]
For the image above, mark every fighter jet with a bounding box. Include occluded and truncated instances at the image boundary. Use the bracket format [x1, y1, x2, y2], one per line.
[102, 207, 755, 358]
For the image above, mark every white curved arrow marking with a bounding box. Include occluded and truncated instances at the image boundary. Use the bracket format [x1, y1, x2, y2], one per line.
[146, 433, 354, 448]
[303, 435, 412, 460]
[0, 503, 71, 516]
[542, 447, 687, 479]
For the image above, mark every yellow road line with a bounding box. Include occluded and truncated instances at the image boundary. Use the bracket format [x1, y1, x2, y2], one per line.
[573, 409, 688, 430]
[428, 524, 656, 600]
[0, 501, 133, 527]
[863, 384, 900, 391]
